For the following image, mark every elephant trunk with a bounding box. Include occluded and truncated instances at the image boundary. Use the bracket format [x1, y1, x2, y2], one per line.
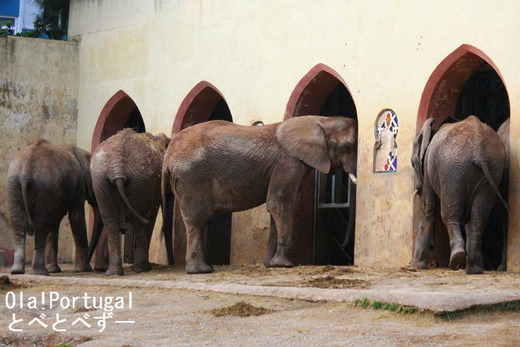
[114, 177, 150, 224]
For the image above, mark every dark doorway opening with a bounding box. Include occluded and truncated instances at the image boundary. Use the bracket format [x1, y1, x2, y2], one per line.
[416, 46, 509, 270]
[91, 91, 146, 264]
[285, 64, 357, 266]
[172, 82, 233, 266]
[455, 63, 509, 270]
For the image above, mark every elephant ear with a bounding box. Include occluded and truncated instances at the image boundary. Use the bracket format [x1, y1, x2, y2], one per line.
[419, 118, 435, 167]
[276, 116, 331, 173]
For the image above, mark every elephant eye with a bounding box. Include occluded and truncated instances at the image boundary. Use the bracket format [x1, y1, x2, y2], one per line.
[344, 145, 351, 151]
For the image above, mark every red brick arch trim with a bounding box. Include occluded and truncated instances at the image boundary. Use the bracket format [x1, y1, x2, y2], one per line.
[172, 81, 231, 135]
[91, 90, 141, 152]
[417, 44, 507, 132]
[284, 63, 354, 120]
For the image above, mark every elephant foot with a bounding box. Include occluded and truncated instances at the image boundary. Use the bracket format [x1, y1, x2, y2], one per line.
[466, 264, 483, 275]
[133, 263, 152, 273]
[409, 258, 428, 269]
[47, 264, 62, 273]
[74, 263, 92, 272]
[449, 249, 466, 270]
[497, 261, 507, 272]
[106, 266, 124, 276]
[263, 258, 273, 268]
[186, 261, 214, 274]
[10, 263, 25, 275]
[269, 254, 294, 268]
[94, 264, 108, 272]
[32, 268, 50, 276]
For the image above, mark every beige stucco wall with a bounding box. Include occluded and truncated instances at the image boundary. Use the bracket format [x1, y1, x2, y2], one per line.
[69, 0, 520, 269]
[0, 36, 79, 265]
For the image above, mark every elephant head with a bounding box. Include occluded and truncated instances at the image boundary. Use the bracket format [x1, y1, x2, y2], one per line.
[154, 133, 171, 149]
[276, 116, 358, 182]
[411, 118, 435, 195]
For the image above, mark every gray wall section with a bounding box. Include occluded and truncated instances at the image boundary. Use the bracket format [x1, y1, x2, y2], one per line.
[0, 36, 79, 265]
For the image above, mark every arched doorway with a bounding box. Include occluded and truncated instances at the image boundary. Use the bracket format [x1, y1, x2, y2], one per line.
[91, 90, 146, 264]
[285, 63, 358, 265]
[415, 44, 510, 270]
[171, 81, 233, 266]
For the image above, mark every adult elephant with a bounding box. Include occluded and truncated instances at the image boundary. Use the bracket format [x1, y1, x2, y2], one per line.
[7, 139, 100, 275]
[162, 116, 358, 274]
[496, 118, 510, 271]
[89, 129, 170, 276]
[410, 116, 508, 274]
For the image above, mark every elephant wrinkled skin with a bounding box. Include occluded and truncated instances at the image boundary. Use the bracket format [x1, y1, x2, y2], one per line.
[410, 116, 507, 274]
[162, 116, 358, 274]
[90, 129, 170, 276]
[7, 139, 99, 275]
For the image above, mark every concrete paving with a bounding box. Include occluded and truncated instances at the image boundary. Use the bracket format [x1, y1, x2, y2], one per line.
[3, 265, 520, 315]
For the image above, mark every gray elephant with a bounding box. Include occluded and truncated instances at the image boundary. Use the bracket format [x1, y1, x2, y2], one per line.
[89, 129, 170, 276]
[162, 115, 358, 274]
[410, 116, 508, 274]
[496, 118, 510, 271]
[7, 139, 100, 275]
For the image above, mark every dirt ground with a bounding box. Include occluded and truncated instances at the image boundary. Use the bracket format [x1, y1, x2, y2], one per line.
[1, 264, 520, 346]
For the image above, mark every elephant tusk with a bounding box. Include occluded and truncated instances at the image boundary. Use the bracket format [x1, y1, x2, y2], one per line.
[348, 173, 357, 184]
[414, 189, 419, 197]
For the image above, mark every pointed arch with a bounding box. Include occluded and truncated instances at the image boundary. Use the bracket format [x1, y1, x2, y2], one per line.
[285, 63, 357, 120]
[417, 44, 507, 131]
[414, 44, 510, 270]
[170, 81, 233, 266]
[92, 90, 145, 152]
[172, 81, 233, 134]
[284, 63, 358, 266]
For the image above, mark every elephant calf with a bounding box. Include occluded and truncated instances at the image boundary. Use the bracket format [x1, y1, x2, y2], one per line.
[162, 116, 358, 274]
[90, 129, 170, 276]
[410, 116, 508, 274]
[7, 139, 99, 275]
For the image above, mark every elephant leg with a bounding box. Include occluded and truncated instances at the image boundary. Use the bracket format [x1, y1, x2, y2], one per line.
[439, 184, 466, 270]
[10, 222, 27, 275]
[466, 191, 494, 274]
[45, 228, 61, 273]
[104, 218, 124, 276]
[68, 204, 92, 272]
[263, 216, 277, 267]
[444, 221, 466, 270]
[184, 219, 214, 274]
[266, 170, 304, 268]
[497, 205, 508, 271]
[132, 219, 155, 273]
[410, 181, 436, 269]
[94, 236, 109, 272]
[32, 227, 49, 276]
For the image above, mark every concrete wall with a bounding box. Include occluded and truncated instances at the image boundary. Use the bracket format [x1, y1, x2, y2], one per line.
[69, 0, 520, 270]
[0, 36, 79, 265]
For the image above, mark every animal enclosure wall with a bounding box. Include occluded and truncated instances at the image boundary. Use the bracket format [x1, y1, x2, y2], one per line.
[1, 0, 515, 271]
[0, 36, 79, 265]
[68, 0, 520, 271]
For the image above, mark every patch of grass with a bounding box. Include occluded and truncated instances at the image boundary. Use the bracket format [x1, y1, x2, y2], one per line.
[354, 297, 417, 314]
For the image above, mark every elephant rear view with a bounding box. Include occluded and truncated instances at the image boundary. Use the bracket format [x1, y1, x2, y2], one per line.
[410, 116, 507, 274]
[7, 139, 99, 275]
[162, 116, 357, 274]
[90, 129, 170, 276]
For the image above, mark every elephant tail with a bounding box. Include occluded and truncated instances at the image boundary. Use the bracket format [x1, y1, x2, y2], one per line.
[21, 179, 36, 236]
[114, 177, 150, 224]
[478, 161, 509, 211]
